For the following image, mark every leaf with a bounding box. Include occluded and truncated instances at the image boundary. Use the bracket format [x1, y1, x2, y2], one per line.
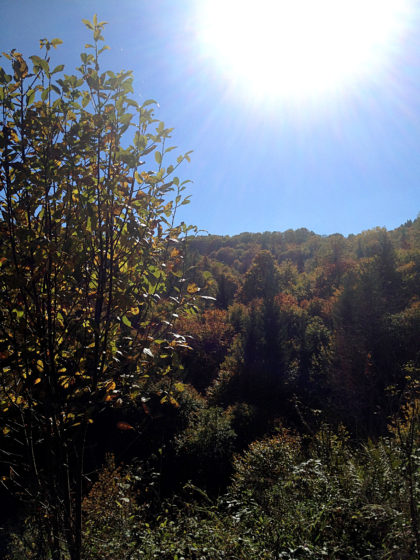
[51, 64, 64, 74]
[141, 99, 157, 107]
[30, 55, 42, 67]
[41, 87, 50, 101]
[34, 378, 41, 385]
[51, 38, 63, 48]
[174, 382, 185, 392]
[169, 396, 179, 407]
[154, 150, 162, 165]
[30, 56, 49, 73]
[82, 18, 94, 30]
[170, 248, 180, 258]
[143, 348, 153, 358]
[187, 283, 200, 294]
[122, 316, 132, 328]
[106, 381, 116, 392]
[26, 89, 35, 105]
[117, 421, 134, 431]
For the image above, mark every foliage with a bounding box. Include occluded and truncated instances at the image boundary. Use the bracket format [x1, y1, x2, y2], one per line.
[225, 425, 417, 558]
[34, 422, 415, 560]
[174, 405, 237, 492]
[0, 16, 194, 559]
[82, 454, 140, 559]
[176, 308, 233, 391]
[1, 15, 420, 558]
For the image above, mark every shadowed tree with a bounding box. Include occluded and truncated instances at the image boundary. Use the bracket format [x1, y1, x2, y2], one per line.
[0, 16, 195, 560]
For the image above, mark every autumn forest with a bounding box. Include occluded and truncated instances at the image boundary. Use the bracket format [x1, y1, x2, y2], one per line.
[0, 16, 419, 560]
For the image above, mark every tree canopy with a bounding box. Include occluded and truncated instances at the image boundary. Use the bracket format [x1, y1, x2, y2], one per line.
[0, 16, 195, 560]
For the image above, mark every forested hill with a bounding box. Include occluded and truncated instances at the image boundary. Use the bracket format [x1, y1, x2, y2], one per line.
[188, 218, 419, 279]
[178, 217, 420, 439]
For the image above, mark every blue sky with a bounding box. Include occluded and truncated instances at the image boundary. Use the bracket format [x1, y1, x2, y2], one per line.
[1, 0, 419, 236]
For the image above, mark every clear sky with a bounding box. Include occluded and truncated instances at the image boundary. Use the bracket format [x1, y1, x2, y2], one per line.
[1, 0, 419, 236]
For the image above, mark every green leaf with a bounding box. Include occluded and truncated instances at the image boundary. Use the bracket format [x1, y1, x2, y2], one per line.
[41, 87, 50, 101]
[122, 316, 132, 328]
[154, 150, 162, 165]
[51, 64, 64, 74]
[141, 99, 157, 107]
[82, 92, 90, 108]
[26, 89, 35, 105]
[30, 55, 44, 70]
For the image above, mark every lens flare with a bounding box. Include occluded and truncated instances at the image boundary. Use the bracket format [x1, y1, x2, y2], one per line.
[197, 0, 412, 101]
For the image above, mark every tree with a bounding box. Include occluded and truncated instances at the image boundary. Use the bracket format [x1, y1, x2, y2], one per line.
[238, 250, 280, 303]
[0, 16, 195, 559]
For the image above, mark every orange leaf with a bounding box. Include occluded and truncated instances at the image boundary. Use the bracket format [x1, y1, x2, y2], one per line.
[116, 421, 134, 431]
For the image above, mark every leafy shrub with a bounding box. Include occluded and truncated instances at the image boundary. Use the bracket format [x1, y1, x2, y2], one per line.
[174, 405, 237, 492]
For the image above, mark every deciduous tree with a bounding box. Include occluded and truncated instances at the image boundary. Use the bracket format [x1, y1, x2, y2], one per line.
[0, 16, 195, 559]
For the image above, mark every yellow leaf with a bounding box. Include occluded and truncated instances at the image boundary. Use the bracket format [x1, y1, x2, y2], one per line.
[34, 378, 41, 385]
[106, 381, 116, 392]
[169, 396, 179, 408]
[174, 382, 185, 392]
[170, 248, 180, 258]
[130, 306, 140, 315]
[36, 360, 43, 372]
[187, 283, 199, 294]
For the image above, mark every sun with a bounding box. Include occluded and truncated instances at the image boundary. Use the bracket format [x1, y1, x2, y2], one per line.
[197, 0, 411, 101]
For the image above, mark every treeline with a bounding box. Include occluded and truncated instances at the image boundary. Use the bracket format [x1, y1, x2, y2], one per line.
[181, 219, 419, 437]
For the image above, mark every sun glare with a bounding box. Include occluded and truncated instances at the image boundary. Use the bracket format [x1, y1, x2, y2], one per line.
[198, 0, 411, 101]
